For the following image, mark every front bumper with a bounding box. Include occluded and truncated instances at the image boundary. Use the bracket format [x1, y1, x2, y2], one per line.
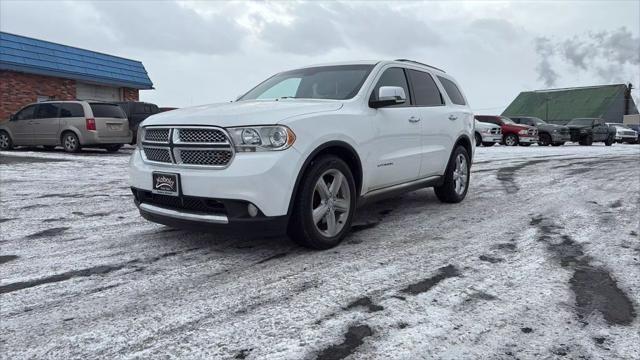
[615, 135, 637, 143]
[518, 136, 538, 144]
[129, 146, 303, 217]
[550, 133, 571, 143]
[480, 133, 502, 143]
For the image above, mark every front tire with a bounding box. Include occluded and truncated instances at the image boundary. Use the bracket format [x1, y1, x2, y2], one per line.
[579, 134, 593, 146]
[504, 134, 518, 146]
[105, 144, 122, 152]
[434, 146, 470, 203]
[538, 133, 551, 146]
[288, 155, 356, 249]
[62, 132, 81, 153]
[0, 131, 13, 150]
[474, 133, 482, 147]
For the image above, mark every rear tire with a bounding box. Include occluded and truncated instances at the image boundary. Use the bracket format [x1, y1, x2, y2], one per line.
[105, 145, 122, 152]
[62, 132, 81, 153]
[538, 133, 551, 146]
[0, 131, 13, 150]
[604, 135, 613, 146]
[579, 134, 593, 146]
[434, 146, 470, 203]
[504, 134, 518, 146]
[288, 155, 356, 249]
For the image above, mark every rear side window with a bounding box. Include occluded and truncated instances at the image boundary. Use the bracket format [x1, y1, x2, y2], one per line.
[437, 76, 466, 105]
[15, 105, 36, 120]
[406, 70, 443, 106]
[59, 103, 84, 118]
[90, 103, 126, 118]
[34, 103, 60, 119]
[370, 67, 410, 107]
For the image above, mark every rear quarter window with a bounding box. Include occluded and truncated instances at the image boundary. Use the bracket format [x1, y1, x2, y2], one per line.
[406, 69, 443, 106]
[90, 103, 126, 118]
[59, 103, 84, 118]
[437, 76, 466, 105]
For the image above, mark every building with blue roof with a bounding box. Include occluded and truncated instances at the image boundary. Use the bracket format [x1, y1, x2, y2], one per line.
[0, 32, 154, 120]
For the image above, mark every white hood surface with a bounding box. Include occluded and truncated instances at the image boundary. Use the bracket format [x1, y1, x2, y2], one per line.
[142, 100, 343, 128]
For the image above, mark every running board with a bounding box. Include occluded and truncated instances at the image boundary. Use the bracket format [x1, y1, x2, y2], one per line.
[358, 176, 443, 207]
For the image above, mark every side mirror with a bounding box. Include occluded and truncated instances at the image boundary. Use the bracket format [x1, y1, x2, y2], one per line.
[9, 114, 16, 121]
[370, 86, 406, 108]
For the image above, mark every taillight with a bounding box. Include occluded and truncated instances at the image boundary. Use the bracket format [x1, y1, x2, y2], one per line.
[86, 118, 96, 131]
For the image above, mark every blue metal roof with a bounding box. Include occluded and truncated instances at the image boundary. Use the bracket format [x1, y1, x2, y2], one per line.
[0, 32, 153, 89]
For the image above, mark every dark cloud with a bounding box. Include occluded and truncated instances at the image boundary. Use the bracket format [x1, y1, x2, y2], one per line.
[534, 37, 559, 87]
[256, 3, 442, 56]
[259, 3, 346, 55]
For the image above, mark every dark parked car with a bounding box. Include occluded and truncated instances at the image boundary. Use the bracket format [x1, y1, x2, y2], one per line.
[115, 101, 159, 144]
[509, 116, 571, 146]
[565, 118, 615, 146]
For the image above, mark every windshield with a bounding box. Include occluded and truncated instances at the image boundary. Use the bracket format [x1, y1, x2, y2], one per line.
[530, 117, 546, 125]
[500, 116, 515, 124]
[238, 65, 374, 101]
[567, 118, 595, 126]
[614, 124, 631, 129]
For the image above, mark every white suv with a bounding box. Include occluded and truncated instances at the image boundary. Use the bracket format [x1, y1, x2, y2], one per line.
[129, 60, 474, 249]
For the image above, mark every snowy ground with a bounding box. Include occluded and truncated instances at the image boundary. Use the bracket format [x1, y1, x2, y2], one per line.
[1, 143, 639, 359]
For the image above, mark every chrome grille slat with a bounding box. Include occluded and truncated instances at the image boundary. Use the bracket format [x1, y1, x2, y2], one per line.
[141, 126, 234, 168]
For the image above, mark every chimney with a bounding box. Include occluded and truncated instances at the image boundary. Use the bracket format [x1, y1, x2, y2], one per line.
[625, 83, 633, 115]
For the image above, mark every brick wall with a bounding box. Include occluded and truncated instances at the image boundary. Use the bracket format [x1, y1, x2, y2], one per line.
[0, 70, 76, 120]
[122, 88, 139, 101]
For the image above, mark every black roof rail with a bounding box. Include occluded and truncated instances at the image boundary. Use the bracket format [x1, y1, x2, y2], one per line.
[394, 59, 446, 73]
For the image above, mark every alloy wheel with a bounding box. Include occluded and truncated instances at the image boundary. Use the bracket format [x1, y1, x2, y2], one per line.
[0, 133, 9, 149]
[311, 169, 351, 237]
[64, 135, 77, 151]
[452, 153, 468, 196]
[505, 135, 517, 146]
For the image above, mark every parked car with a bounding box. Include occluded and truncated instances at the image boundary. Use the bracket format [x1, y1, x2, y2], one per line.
[605, 123, 638, 144]
[509, 116, 570, 146]
[565, 118, 615, 146]
[130, 60, 474, 249]
[474, 115, 538, 146]
[474, 119, 502, 147]
[115, 101, 159, 144]
[0, 101, 131, 152]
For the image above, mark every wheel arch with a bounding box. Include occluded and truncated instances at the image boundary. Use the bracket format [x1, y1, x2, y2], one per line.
[287, 141, 363, 215]
[60, 128, 82, 145]
[454, 134, 473, 162]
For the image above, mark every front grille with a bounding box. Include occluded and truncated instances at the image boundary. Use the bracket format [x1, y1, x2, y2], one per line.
[177, 128, 227, 143]
[490, 128, 501, 135]
[136, 190, 226, 214]
[560, 128, 570, 135]
[178, 149, 233, 166]
[528, 129, 538, 136]
[143, 147, 172, 163]
[144, 128, 170, 143]
[140, 126, 234, 168]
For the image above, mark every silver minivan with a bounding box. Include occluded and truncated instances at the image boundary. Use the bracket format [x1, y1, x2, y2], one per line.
[0, 101, 132, 152]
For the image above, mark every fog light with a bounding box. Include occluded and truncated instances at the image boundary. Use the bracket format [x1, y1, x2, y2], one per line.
[248, 204, 259, 217]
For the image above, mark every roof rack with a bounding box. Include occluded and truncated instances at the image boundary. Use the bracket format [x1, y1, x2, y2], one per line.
[395, 59, 446, 73]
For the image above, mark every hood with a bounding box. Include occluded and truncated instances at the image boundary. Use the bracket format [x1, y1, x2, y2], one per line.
[566, 124, 589, 129]
[142, 99, 343, 128]
[475, 120, 499, 130]
[541, 123, 568, 130]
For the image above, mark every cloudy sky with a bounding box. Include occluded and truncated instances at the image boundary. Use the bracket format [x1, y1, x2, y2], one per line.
[1, 1, 639, 112]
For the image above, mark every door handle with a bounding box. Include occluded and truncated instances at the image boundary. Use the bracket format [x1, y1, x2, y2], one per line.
[448, 115, 458, 121]
[408, 116, 421, 123]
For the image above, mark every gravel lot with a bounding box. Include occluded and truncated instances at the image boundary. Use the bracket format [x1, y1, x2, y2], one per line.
[1, 144, 639, 359]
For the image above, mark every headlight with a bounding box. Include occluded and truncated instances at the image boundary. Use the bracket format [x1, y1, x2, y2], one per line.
[136, 127, 144, 146]
[553, 129, 558, 133]
[518, 129, 528, 135]
[228, 125, 296, 152]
